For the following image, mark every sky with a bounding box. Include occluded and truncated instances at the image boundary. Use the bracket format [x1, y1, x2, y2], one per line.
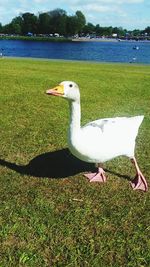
[0, 0, 150, 30]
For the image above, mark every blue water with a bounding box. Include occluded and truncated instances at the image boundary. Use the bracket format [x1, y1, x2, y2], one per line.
[0, 39, 150, 64]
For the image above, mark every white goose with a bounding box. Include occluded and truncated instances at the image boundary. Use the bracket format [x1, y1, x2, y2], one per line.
[46, 81, 148, 192]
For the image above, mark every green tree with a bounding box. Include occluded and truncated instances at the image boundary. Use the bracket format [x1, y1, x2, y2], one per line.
[48, 9, 67, 35]
[56, 12, 67, 36]
[38, 12, 50, 34]
[11, 16, 22, 34]
[118, 27, 126, 36]
[95, 24, 104, 36]
[132, 29, 141, 37]
[0, 23, 2, 32]
[66, 15, 78, 36]
[112, 26, 126, 37]
[21, 12, 38, 34]
[2, 23, 13, 34]
[107, 26, 113, 36]
[143, 26, 150, 35]
[83, 23, 95, 34]
[76, 11, 86, 34]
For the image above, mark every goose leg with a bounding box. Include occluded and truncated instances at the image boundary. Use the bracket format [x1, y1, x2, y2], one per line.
[84, 164, 107, 183]
[130, 157, 148, 192]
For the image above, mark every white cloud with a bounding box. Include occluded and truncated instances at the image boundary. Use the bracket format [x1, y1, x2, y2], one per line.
[32, 0, 49, 3]
[69, 0, 144, 4]
[117, 0, 144, 2]
[83, 4, 111, 12]
[81, 3, 126, 14]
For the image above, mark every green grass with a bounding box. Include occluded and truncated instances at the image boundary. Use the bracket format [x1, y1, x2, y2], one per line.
[0, 58, 150, 267]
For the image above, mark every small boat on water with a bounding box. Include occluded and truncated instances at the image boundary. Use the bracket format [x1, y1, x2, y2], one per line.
[130, 57, 137, 63]
[133, 46, 139, 50]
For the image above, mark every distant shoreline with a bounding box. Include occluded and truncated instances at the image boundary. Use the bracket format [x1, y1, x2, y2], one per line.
[72, 38, 118, 42]
[72, 37, 150, 43]
[0, 36, 150, 43]
[0, 35, 72, 42]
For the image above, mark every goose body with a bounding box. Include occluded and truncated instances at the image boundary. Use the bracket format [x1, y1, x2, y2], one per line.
[68, 114, 143, 164]
[46, 81, 148, 192]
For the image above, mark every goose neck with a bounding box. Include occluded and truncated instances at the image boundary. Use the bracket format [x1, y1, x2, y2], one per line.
[69, 100, 81, 133]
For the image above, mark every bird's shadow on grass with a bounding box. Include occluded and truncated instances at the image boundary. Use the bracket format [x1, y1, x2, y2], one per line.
[0, 148, 131, 180]
[0, 148, 94, 179]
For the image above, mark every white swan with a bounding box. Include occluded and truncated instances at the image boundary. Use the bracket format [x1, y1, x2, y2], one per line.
[46, 81, 148, 192]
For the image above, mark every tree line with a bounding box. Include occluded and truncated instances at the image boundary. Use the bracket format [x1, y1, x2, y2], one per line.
[0, 8, 150, 38]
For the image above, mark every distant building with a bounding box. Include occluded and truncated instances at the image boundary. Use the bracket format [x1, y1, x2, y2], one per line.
[112, 33, 117, 38]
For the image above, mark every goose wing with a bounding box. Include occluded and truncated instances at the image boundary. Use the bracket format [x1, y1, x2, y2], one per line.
[83, 116, 144, 135]
[84, 117, 120, 132]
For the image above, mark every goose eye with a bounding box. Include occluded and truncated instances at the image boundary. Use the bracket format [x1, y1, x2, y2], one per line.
[69, 84, 73, 88]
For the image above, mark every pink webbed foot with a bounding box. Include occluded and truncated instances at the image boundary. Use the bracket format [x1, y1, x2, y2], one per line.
[130, 172, 148, 192]
[84, 168, 106, 183]
[130, 157, 148, 192]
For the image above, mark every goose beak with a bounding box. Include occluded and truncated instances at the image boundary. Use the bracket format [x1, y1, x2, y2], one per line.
[46, 85, 64, 96]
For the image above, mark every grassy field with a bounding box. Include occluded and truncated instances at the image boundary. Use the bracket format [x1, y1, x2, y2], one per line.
[0, 58, 150, 267]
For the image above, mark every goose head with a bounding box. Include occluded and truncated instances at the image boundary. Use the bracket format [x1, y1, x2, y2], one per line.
[46, 81, 80, 102]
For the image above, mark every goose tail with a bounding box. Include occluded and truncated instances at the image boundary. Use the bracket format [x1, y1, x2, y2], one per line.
[134, 115, 144, 129]
[130, 115, 144, 137]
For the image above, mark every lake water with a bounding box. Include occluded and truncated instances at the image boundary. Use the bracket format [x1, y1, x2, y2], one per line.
[0, 39, 150, 64]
